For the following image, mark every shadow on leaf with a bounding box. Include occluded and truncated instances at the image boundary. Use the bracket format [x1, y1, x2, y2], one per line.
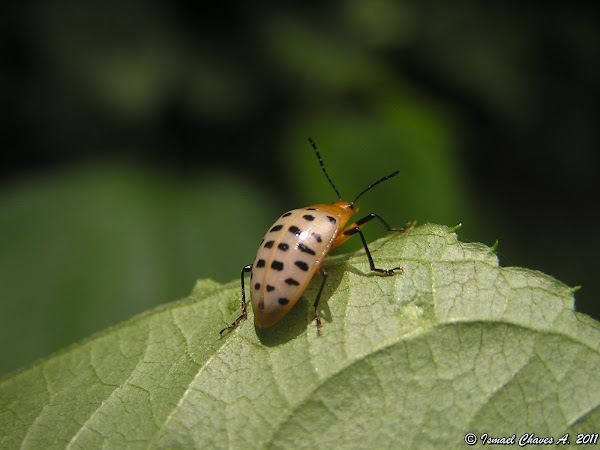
[256, 260, 346, 346]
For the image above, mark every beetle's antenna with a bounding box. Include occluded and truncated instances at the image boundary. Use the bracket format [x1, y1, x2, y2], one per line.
[352, 170, 399, 205]
[307, 137, 342, 200]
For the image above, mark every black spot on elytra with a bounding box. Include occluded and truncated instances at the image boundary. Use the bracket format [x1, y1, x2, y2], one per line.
[289, 225, 302, 235]
[297, 243, 316, 255]
[271, 260, 284, 271]
[277, 243, 289, 251]
[302, 214, 315, 221]
[327, 216, 337, 224]
[264, 240, 274, 249]
[259, 301, 265, 310]
[279, 297, 289, 305]
[295, 261, 309, 271]
[281, 212, 292, 217]
[270, 224, 283, 232]
[306, 208, 316, 210]
[312, 232, 322, 243]
[256, 259, 265, 268]
[285, 278, 299, 286]
[254, 283, 260, 290]
[266, 285, 275, 292]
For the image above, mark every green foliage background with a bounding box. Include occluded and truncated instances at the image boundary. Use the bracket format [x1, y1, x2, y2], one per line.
[1, 1, 598, 378]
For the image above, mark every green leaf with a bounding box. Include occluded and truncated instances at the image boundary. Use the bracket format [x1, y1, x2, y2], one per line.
[1, 224, 598, 448]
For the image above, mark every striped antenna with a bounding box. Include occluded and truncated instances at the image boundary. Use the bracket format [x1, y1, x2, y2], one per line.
[307, 137, 342, 200]
[352, 170, 399, 205]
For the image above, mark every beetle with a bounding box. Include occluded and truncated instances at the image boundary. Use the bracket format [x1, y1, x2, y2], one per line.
[219, 138, 412, 335]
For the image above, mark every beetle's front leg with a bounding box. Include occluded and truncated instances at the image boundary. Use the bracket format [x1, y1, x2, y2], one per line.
[353, 213, 413, 233]
[332, 214, 414, 249]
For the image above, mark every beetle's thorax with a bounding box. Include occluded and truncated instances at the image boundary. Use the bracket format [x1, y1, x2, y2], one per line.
[305, 200, 358, 230]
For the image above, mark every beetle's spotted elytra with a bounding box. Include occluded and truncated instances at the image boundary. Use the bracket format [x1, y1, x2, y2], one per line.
[219, 138, 413, 336]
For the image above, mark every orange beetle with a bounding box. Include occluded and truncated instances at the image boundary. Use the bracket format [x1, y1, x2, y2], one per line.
[220, 138, 411, 335]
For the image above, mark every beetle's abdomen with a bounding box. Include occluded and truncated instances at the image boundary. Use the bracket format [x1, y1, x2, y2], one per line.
[251, 208, 340, 327]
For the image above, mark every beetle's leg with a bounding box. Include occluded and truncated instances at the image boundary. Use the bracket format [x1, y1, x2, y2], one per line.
[313, 265, 328, 329]
[220, 264, 253, 336]
[332, 213, 413, 249]
[335, 213, 414, 274]
[356, 213, 414, 234]
[345, 227, 402, 274]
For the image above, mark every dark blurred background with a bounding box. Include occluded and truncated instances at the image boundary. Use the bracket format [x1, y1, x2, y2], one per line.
[1, 2, 598, 377]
